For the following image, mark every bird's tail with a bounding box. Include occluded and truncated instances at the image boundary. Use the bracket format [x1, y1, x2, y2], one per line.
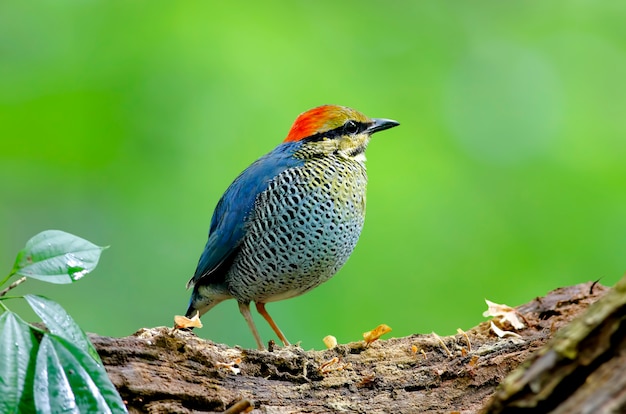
[185, 283, 232, 319]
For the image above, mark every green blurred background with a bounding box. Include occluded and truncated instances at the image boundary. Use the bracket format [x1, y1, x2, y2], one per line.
[1, 1, 625, 350]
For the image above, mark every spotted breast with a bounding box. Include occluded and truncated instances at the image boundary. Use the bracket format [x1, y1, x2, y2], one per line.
[226, 152, 367, 303]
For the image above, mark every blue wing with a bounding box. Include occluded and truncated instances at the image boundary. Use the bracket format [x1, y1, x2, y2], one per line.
[187, 142, 305, 288]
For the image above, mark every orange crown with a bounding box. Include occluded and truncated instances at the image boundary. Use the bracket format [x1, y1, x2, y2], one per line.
[284, 105, 346, 143]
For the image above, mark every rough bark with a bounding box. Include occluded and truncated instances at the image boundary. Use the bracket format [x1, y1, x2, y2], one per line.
[482, 276, 626, 413]
[91, 281, 615, 413]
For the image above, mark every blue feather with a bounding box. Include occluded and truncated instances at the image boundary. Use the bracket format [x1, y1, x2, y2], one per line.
[188, 141, 305, 288]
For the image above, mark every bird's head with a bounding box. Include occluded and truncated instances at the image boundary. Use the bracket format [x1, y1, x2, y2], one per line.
[283, 105, 399, 162]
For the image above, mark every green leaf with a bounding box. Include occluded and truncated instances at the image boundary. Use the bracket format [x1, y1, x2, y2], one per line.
[12, 230, 107, 284]
[24, 295, 101, 363]
[34, 334, 127, 414]
[0, 312, 38, 414]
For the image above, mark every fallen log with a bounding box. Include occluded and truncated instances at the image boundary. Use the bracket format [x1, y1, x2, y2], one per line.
[91, 281, 613, 413]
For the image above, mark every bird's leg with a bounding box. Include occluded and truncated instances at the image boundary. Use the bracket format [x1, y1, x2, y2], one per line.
[238, 302, 265, 350]
[256, 302, 291, 347]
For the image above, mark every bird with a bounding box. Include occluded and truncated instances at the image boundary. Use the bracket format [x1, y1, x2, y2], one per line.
[183, 105, 399, 349]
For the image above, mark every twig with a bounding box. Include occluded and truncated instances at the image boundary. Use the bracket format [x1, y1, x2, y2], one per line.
[0, 276, 27, 297]
[223, 399, 253, 414]
[457, 328, 472, 352]
[432, 332, 453, 358]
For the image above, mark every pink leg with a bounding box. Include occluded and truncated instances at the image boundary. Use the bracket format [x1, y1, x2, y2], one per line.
[256, 302, 291, 347]
[238, 302, 265, 350]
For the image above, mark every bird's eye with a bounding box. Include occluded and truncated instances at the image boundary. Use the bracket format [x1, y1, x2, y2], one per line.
[344, 120, 359, 135]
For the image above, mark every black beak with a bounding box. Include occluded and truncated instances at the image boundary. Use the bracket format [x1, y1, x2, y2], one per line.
[367, 118, 400, 134]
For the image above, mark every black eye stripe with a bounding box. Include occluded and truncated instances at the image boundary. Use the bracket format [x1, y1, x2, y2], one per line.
[302, 121, 369, 143]
[344, 120, 359, 134]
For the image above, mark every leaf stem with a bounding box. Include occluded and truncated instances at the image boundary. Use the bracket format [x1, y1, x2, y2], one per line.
[0, 276, 27, 298]
[0, 271, 15, 287]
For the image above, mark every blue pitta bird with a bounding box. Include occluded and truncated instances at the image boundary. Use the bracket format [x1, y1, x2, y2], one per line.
[184, 105, 399, 349]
